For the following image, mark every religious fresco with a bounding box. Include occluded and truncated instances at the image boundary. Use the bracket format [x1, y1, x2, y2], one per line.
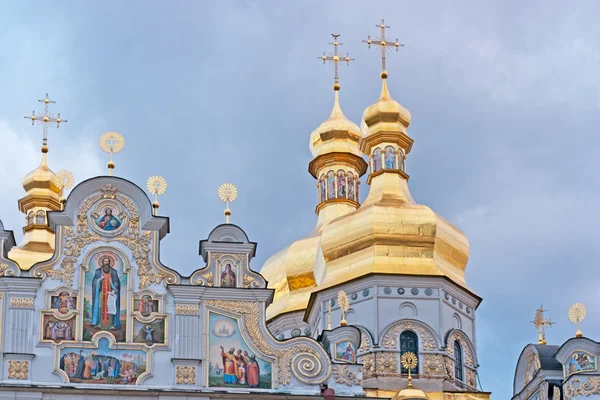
[320, 175, 326, 202]
[94, 207, 122, 232]
[347, 172, 355, 201]
[43, 315, 75, 343]
[337, 170, 346, 198]
[83, 251, 128, 342]
[51, 291, 77, 314]
[133, 318, 165, 346]
[327, 171, 335, 199]
[384, 146, 396, 169]
[565, 351, 597, 376]
[373, 148, 382, 172]
[59, 337, 147, 384]
[220, 262, 236, 288]
[134, 295, 159, 317]
[335, 341, 356, 363]
[208, 312, 271, 389]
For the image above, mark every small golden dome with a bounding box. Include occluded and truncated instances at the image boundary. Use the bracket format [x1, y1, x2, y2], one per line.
[21, 152, 60, 195]
[392, 387, 429, 400]
[309, 90, 363, 161]
[362, 77, 411, 140]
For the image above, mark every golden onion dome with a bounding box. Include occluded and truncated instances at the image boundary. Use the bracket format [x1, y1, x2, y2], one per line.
[309, 89, 363, 162]
[362, 74, 411, 139]
[314, 76, 473, 295]
[391, 383, 429, 400]
[21, 150, 60, 196]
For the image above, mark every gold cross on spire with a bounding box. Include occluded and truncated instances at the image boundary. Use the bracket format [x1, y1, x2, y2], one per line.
[363, 19, 403, 79]
[24, 93, 67, 152]
[531, 305, 554, 345]
[318, 33, 354, 91]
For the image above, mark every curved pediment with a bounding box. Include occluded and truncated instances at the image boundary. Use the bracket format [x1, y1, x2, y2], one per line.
[513, 344, 562, 396]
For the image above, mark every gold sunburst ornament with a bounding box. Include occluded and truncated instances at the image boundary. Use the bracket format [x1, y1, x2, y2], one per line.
[99, 131, 125, 176]
[568, 303, 587, 338]
[401, 351, 418, 387]
[147, 176, 167, 215]
[53, 170, 75, 209]
[337, 290, 350, 326]
[218, 183, 238, 223]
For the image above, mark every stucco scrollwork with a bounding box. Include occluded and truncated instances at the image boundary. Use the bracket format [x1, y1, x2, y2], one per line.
[8, 361, 28, 380]
[204, 300, 331, 385]
[466, 368, 477, 390]
[359, 353, 375, 379]
[176, 366, 196, 385]
[564, 376, 600, 398]
[422, 354, 449, 378]
[358, 327, 373, 353]
[332, 365, 362, 386]
[524, 347, 541, 387]
[381, 319, 438, 351]
[243, 275, 259, 288]
[446, 329, 476, 367]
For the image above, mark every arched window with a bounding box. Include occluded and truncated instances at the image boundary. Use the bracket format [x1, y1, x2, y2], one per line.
[319, 175, 326, 202]
[454, 341, 463, 381]
[384, 146, 396, 169]
[399, 149, 405, 172]
[327, 171, 335, 200]
[35, 210, 45, 225]
[27, 212, 34, 225]
[347, 172, 355, 201]
[400, 331, 418, 375]
[373, 148, 382, 172]
[337, 170, 346, 198]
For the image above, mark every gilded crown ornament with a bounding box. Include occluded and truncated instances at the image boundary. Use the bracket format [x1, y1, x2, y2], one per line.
[400, 352, 418, 387]
[362, 19, 403, 78]
[337, 290, 350, 327]
[99, 131, 125, 176]
[318, 33, 354, 90]
[218, 183, 238, 223]
[53, 170, 75, 209]
[531, 306, 554, 345]
[568, 303, 587, 338]
[24, 93, 67, 153]
[147, 176, 167, 216]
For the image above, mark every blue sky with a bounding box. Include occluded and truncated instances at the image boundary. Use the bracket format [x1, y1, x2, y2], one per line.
[2, 1, 600, 398]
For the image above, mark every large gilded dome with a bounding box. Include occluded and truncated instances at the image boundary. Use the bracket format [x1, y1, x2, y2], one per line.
[315, 75, 472, 293]
[263, 87, 367, 322]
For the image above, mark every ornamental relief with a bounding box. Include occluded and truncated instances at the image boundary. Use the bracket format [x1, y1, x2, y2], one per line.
[445, 329, 475, 367]
[358, 327, 373, 353]
[204, 300, 332, 386]
[8, 360, 28, 380]
[358, 353, 375, 379]
[564, 376, 600, 398]
[524, 348, 541, 387]
[32, 184, 178, 289]
[380, 319, 438, 351]
[422, 354, 450, 378]
[375, 352, 398, 374]
[332, 365, 362, 386]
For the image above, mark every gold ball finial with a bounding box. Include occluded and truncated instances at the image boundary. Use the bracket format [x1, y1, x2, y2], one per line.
[333, 82, 341, 91]
[568, 303, 587, 338]
[381, 70, 388, 79]
[41, 145, 48, 153]
[218, 183, 238, 223]
[107, 161, 115, 169]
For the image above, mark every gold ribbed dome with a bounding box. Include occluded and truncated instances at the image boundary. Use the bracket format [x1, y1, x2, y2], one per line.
[21, 151, 60, 202]
[309, 90, 363, 161]
[315, 76, 473, 294]
[264, 88, 367, 321]
[392, 385, 429, 400]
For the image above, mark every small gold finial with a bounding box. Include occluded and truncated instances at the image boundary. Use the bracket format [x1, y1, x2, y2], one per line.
[147, 176, 168, 216]
[24, 93, 68, 152]
[318, 33, 354, 90]
[400, 352, 418, 386]
[362, 19, 403, 77]
[218, 183, 238, 224]
[337, 290, 350, 327]
[568, 303, 587, 338]
[327, 301, 332, 330]
[531, 306, 554, 345]
[53, 170, 75, 210]
[99, 132, 125, 176]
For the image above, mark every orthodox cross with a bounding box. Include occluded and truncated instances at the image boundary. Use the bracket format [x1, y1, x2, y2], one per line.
[24, 93, 67, 150]
[362, 19, 403, 75]
[531, 306, 554, 345]
[318, 33, 354, 89]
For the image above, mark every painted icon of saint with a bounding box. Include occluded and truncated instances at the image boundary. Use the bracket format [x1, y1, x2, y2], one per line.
[138, 295, 154, 317]
[384, 146, 396, 169]
[221, 263, 236, 288]
[373, 149, 382, 172]
[91, 255, 121, 329]
[348, 173, 355, 201]
[337, 171, 346, 198]
[96, 208, 121, 231]
[327, 171, 335, 199]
